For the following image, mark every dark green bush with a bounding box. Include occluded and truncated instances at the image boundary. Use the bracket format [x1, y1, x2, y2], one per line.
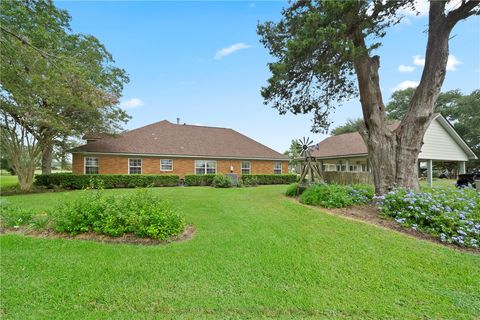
[241, 175, 258, 187]
[35, 173, 180, 189]
[184, 174, 216, 186]
[300, 184, 374, 208]
[0, 205, 35, 228]
[50, 189, 185, 240]
[285, 183, 303, 197]
[212, 175, 233, 188]
[241, 174, 296, 185]
[285, 183, 297, 197]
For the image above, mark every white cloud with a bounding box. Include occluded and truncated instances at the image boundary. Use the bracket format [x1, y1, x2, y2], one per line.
[398, 0, 429, 17]
[120, 98, 144, 109]
[398, 65, 415, 73]
[413, 55, 425, 66]
[446, 54, 462, 71]
[412, 54, 461, 71]
[215, 43, 251, 60]
[392, 80, 419, 91]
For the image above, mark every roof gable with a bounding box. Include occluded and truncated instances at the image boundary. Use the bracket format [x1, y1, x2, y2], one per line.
[71, 120, 288, 160]
[311, 115, 477, 160]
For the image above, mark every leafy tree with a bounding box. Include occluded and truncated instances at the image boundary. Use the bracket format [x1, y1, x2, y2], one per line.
[258, 0, 479, 194]
[331, 118, 364, 135]
[284, 139, 302, 168]
[1, 112, 42, 191]
[0, 0, 130, 176]
[386, 89, 479, 169]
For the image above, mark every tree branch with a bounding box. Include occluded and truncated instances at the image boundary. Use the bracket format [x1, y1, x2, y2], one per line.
[446, 0, 480, 27]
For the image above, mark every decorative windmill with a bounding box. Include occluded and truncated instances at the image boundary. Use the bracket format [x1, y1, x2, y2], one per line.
[296, 137, 323, 187]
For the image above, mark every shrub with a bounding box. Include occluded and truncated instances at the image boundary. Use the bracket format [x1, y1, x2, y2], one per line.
[285, 183, 299, 197]
[241, 175, 258, 187]
[377, 187, 480, 248]
[50, 188, 186, 240]
[212, 175, 233, 188]
[184, 174, 216, 186]
[241, 174, 296, 185]
[0, 205, 34, 228]
[299, 184, 374, 208]
[35, 174, 180, 189]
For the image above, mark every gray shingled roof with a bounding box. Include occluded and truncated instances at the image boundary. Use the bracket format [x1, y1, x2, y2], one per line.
[71, 120, 288, 160]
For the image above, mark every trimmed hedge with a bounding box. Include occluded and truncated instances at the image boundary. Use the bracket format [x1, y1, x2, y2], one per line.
[184, 174, 216, 186]
[35, 173, 180, 189]
[241, 174, 297, 185]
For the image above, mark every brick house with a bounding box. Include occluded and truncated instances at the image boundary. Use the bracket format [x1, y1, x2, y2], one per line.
[70, 120, 289, 177]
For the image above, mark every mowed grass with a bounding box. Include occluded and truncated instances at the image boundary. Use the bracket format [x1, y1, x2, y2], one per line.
[1, 186, 479, 319]
[0, 175, 18, 189]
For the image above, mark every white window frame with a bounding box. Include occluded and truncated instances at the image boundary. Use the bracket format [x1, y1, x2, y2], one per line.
[84, 156, 99, 174]
[195, 160, 217, 175]
[274, 161, 282, 174]
[241, 161, 251, 174]
[128, 158, 142, 174]
[160, 159, 173, 172]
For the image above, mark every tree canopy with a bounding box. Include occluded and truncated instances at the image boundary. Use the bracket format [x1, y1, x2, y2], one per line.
[258, 0, 479, 193]
[0, 0, 130, 187]
[0, 0, 130, 166]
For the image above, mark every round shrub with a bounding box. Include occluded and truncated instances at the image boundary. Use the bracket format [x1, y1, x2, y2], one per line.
[212, 175, 233, 188]
[285, 183, 300, 197]
[50, 188, 186, 240]
[299, 184, 374, 208]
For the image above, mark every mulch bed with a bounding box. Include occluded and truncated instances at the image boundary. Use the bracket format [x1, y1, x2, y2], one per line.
[293, 199, 479, 254]
[0, 224, 196, 245]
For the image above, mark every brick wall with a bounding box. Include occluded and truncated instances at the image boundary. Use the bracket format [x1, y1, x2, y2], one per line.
[72, 153, 289, 178]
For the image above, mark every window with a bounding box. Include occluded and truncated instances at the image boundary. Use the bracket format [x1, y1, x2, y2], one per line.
[84, 157, 99, 174]
[129, 158, 142, 174]
[274, 161, 282, 174]
[241, 161, 251, 174]
[195, 160, 216, 174]
[160, 159, 173, 171]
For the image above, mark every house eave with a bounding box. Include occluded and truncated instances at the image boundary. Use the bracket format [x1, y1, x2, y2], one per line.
[71, 151, 289, 161]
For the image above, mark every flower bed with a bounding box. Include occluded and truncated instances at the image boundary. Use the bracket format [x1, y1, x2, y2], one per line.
[1, 189, 186, 241]
[297, 184, 374, 208]
[377, 187, 480, 248]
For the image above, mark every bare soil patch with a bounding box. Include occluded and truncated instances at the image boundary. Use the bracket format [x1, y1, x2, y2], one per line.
[0, 224, 196, 245]
[291, 198, 479, 254]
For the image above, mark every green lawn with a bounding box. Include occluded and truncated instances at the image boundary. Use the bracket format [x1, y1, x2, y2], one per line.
[1, 186, 479, 319]
[0, 175, 18, 189]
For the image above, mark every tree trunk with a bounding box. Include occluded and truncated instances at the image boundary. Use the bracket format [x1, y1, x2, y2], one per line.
[352, 2, 456, 194]
[41, 142, 53, 174]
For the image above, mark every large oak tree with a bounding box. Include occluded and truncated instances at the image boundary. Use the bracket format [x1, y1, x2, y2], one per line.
[1, 0, 129, 177]
[258, 0, 479, 194]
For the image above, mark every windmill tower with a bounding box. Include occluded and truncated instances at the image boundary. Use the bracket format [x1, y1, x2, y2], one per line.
[296, 137, 323, 187]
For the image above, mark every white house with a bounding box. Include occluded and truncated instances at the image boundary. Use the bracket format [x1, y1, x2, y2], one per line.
[310, 114, 477, 186]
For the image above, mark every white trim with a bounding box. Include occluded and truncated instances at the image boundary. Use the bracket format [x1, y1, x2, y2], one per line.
[194, 160, 217, 175]
[432, 114, 477, 160]
[128, 158, 142, 174]
[84, 156, 99, 174]
[72, 151, 288, 162]
[241, 160, 251, 174]
[274, 161, 282, 174]
[160, 159, 173, 172]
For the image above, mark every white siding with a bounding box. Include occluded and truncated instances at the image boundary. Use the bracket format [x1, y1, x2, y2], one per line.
[419, 119, 469, 161]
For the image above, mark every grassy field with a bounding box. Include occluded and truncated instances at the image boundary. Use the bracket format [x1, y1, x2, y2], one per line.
[1, 186, 479, 319]
[0, 175, 18, 189]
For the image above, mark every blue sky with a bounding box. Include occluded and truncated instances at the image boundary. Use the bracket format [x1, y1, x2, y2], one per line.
[56, 1, 480, 153]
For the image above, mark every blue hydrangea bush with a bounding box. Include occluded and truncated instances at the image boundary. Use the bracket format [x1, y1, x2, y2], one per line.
[377, 187, 480, 248]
